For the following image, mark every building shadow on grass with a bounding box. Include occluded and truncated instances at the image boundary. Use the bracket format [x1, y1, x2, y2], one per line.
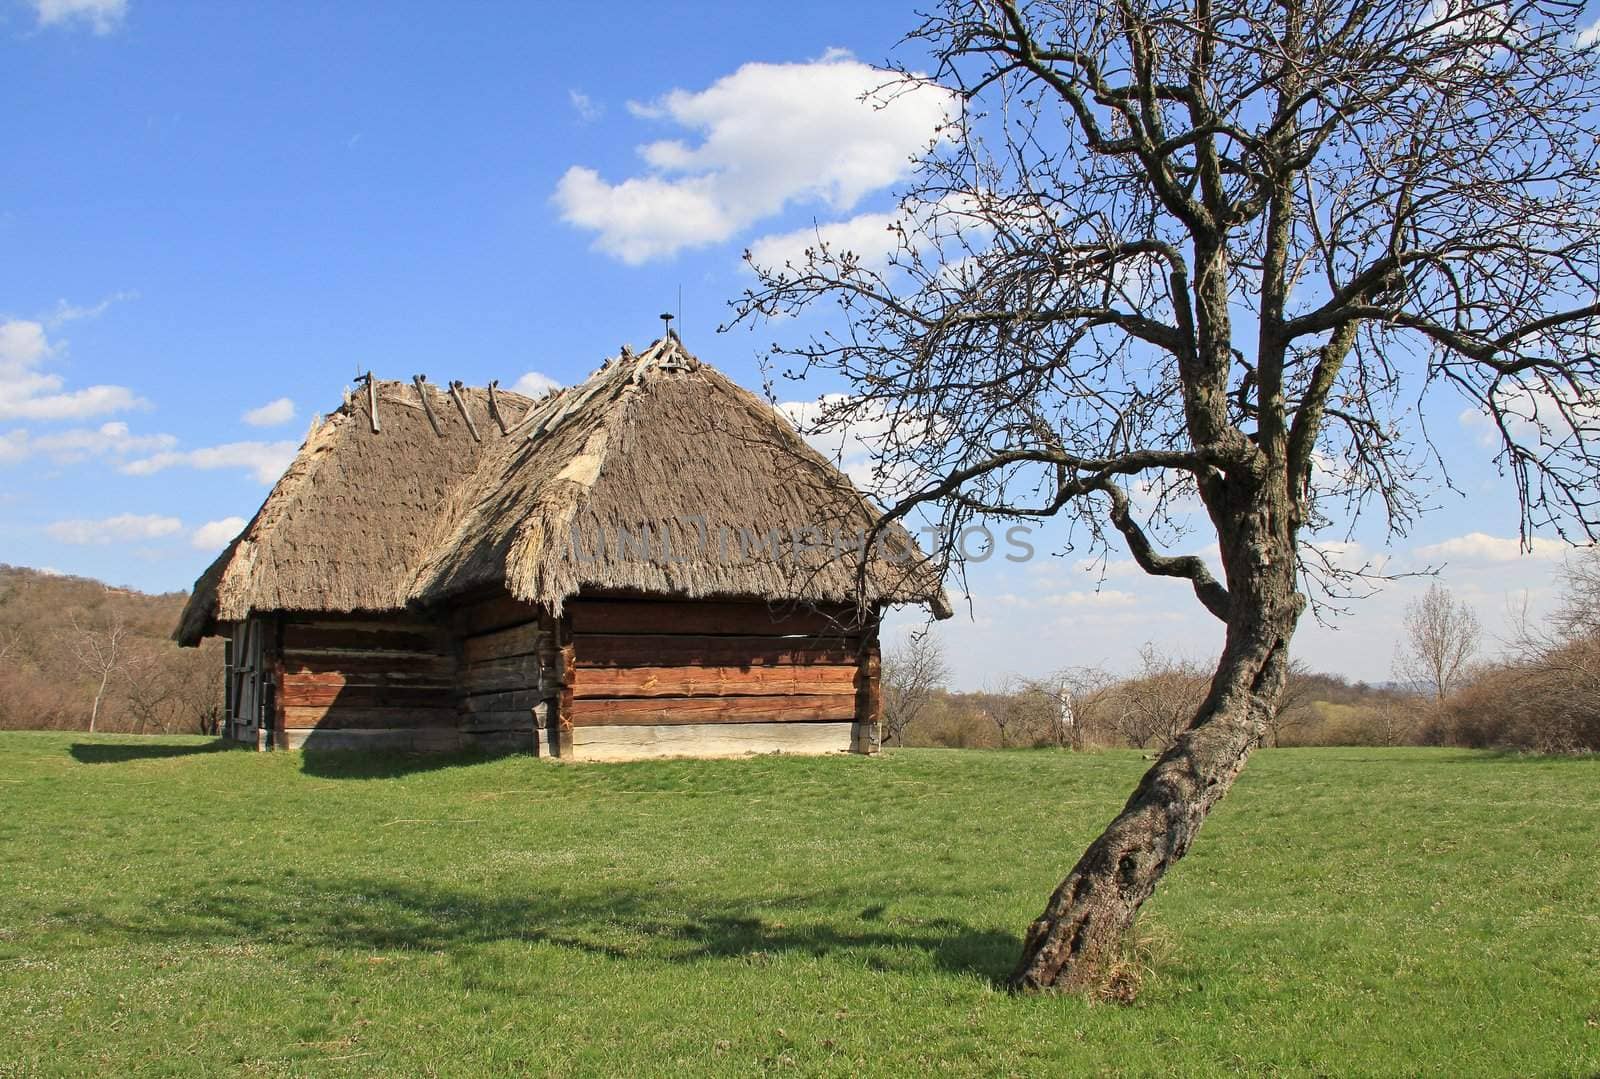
[297, 747, 538, 780]
[69, 740, 235, 764]
[78, 872, 1023, 985]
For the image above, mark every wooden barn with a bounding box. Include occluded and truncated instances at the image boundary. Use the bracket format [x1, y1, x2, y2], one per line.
[174, 334, 949, 760]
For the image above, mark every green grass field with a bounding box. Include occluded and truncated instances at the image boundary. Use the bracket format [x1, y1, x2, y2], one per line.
[1, 734, 1595, 1077]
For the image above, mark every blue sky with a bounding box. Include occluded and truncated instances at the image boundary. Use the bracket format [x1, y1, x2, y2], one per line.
[1, 0, 1587, 687]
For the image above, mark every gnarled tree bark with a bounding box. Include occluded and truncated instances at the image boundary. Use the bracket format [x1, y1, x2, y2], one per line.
[1013, 480, 1302, 988]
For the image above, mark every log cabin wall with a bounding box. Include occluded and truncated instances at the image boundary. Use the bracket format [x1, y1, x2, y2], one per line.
[564, 598, 880, 761]
[275, 615, 460, 751]
[449, 592, 558, 755]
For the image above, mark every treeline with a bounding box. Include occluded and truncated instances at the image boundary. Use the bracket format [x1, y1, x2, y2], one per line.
[0, 565, 221, 734]
[884, 552, 1600, 755]
[884, 644, 1411, 752]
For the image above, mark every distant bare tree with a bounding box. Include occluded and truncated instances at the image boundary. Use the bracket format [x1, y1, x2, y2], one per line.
[1552, 549, 1600, 642]
[882, 632, 950, 746]
[0, 627, 22, 667]
[1024, 667, 1115, 749]
[67, 611, 128, 733]
[122, 640, 190, 734]
[1264, 660, 1317, 747]
[1112, 645, 1210, 750]
[1490, 549, 1600, 751]
[1365, 700, 1418, 747]
[1395, 584, 1480, 702]
[984, 676, 1064, 746]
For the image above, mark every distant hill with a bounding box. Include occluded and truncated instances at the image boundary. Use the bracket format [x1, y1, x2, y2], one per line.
[0, 565, 221, 734]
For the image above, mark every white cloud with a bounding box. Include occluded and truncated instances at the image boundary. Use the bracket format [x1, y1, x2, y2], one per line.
[191, 516, 246, 550]
[553, 52, 956, 263]
[121, 440, 298, 484]
[1579, 15, 1600, 49]
[512, 371, 562, 398]
[0, 319, 50, 368]
[1070, 556, 1145, 580]
[44, 291, 134, 327]
[569, 89, 603, 123]
[242, 397, 295, 427]
[31, 0, 126, 34]
[0, 316, 145, 421]
[747, 210, 901, 273]
[0, 383, 145, 421]
[1413, 531, 1570, 564]
[992, 589, 1139, 609]
[0, 430, 29, 464]
[779, 392, 905, 492]
[1458, 381, 1600, 448]
[46, 513, 181, 545]
[0, 421, 177, 466]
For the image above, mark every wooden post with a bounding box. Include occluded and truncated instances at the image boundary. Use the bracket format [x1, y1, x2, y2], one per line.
[486, 380, 509, 435]
[552, 616, 576, 759]
[222, 634, 235, 740]
[853, 613, 882, 755]
[412, 375, 444, 437]
[365, 372, 380, 433]
[268, 616, 286, 750]
[448, 380, 482, 442]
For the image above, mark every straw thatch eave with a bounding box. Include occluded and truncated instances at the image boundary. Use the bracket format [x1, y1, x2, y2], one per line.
[174, 378, 531, 645]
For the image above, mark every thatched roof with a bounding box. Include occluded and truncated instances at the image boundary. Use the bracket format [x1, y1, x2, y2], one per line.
[175, 337, 950, 646]
[173, 378, 523, 645]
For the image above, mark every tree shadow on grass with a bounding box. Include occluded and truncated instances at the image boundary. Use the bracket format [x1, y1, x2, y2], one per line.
[1432, 749, 1598, 765]
[69, 740, 235, 764]
[74, 872, 1023, 985]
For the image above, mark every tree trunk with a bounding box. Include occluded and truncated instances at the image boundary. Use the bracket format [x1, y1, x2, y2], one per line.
[1011, 498, 1304, 992]
[89, 671, 109, 734]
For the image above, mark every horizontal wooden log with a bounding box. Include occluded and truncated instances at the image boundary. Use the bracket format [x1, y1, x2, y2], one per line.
[571, 721, 854, 761]
[574, 664, 858, 699]
[282, 670, 452, 691]
[459, 710, 544, 733]
[463, 729, 542, 755]
[280, 682, 455, 709]
[281, 652, 455, 679]
[568, 694, 857, 727]
[463, 622, 546, 665]
[284, 727, 465, 752]
[570, 599, 864, 638]
[460, 654, 542, 693]
[282, 705, 460, 730]
[460, 689, 551, 714]
[282, 624, 442, 654]
[575, 634, 858, 669]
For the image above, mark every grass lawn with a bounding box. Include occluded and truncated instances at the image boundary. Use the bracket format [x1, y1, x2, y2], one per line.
[0, 734, 1595, 1077]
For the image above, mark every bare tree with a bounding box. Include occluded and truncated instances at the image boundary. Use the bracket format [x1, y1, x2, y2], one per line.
[1025, 667, 1115, 748]
[1552, 548, 1600, 642]
[1263, 659, 1317, 747]
[1394, 583, 1480, 701]
[1493, 549, 1600, 751]
[0, 627, 22, 667]
[1111, 645, 1210, 749]
[121, 641, 178, 734]
[734, 0, 1600, 990]
[983, 676, 1064, 746]
[882, 632, 951, 746]
[67, 611, 128, 734]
